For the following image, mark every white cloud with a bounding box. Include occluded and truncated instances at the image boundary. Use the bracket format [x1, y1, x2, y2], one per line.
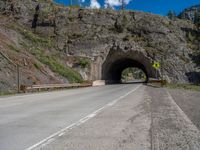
[105, 0, 121, 8]
[90, 0, 101, 9]
[104, 0, 132, 8]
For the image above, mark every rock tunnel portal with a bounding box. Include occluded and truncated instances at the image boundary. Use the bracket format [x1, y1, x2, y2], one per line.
[101, 50, 156, 84]
[102, 59, 148, 83]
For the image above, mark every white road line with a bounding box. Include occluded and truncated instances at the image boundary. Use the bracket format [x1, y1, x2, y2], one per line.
[25, 84, 142, 150]
[58, 132, 65, 137]
[166, 90, 199, 131]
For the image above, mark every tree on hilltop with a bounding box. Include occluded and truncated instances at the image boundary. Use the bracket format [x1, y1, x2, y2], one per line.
[167, 10, 176, 20]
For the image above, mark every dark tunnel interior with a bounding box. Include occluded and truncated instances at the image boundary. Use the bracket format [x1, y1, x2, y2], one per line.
[102, 58, 149, 84]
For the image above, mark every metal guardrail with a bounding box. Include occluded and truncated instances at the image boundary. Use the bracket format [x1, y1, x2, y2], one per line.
[21, 83, 92, 92]
[1, 49, 92, 93]
[148, 79, 167, 87]
[148, 79, 167, 83]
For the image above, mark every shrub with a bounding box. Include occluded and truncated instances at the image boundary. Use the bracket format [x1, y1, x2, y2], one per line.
[34, 62, 42, 70]
[76, 58, 90, 68]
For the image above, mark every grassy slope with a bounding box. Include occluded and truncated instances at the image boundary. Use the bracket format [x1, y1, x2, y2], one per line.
[166, 83, 200, 92]
[2, 17, 83, 84]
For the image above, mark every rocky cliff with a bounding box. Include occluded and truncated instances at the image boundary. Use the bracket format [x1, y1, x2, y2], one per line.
[0, 0, 199, 92]
[178, 5, 200, 22]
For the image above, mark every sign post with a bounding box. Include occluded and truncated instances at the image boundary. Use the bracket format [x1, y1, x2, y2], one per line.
[152, 62, 160, 79]
[17, 64, 20, 93]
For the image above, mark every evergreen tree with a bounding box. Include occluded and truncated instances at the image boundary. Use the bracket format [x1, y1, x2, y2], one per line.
[121, 0, 125, 10]
[193, 12, 200, 61]
[194, 12, 200, 29]
[31, 4, 40, 32]
[69, 0, 80, 7]
[167, 10, 176, 20]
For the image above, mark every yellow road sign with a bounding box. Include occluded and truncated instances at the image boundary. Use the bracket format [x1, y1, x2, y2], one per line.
[153, 62, 160, 69]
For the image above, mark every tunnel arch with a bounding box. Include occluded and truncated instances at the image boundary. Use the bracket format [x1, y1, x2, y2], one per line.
[103, 58, 148, 83]
[101, 49, 156, 84]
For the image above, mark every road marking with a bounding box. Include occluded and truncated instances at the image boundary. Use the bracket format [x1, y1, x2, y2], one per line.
[58, 132, 65, 137]
[166, 90, 199, 131]
[25, 84, 142, 150]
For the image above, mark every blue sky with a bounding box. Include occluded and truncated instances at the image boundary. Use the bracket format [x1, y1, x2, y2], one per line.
[54, 0, 200, 16]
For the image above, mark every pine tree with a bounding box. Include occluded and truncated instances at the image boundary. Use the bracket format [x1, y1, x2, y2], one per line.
[121, 0, 125, 10]
[69, 0, 80, 7]
[31, 4, 40, 32]
[167, 10, 176, 20]
[193, 12, 200, 60]
[194, 12, 200, 29]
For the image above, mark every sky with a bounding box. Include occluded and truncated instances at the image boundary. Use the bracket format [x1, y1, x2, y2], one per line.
[54, 0, 200, 16]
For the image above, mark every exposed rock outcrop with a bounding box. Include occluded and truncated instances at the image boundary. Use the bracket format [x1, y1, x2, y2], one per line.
[0, 0, 199, 92]
[178, 5, 200, 23]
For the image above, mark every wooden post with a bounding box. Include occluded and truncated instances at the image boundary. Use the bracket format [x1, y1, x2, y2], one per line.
[161, 57, 164, 86]
[156, 69, 158, 79]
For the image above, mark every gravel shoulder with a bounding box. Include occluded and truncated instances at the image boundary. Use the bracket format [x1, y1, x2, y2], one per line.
[148, 86, 200, 150]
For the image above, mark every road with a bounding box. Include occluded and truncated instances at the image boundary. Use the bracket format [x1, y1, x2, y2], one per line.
[0, 84, 141, 150]
[1, 84, 200, 150]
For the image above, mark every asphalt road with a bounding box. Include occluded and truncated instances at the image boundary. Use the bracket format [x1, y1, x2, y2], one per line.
[39, 84, 200, 150]
[0, 84, 141, 150]
[1, 84, 200, 150]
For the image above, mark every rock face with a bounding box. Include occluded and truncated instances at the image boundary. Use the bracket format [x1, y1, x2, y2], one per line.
[0, 0, 199, 91]
[178, 5, 200, 22]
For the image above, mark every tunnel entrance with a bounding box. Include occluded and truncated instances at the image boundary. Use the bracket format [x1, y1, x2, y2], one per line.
[121, 67, 147, 83]
[101, 48, 157, 84]
[102, 58, 150, 84]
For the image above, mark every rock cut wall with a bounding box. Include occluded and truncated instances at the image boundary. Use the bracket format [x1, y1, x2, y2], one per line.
[0, 0, 199, 85]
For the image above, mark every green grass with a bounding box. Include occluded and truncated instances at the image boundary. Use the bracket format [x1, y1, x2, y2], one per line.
[28, 47, 83, 83]
[7, 23, 82, 83]
[34, 62, 42, 70]
[166, 83, 200, 92]
[7, 23, 53, 47]
[22, 30, 52, 47]
[0, 91, 16, 96]
[40, 55, 83, 83]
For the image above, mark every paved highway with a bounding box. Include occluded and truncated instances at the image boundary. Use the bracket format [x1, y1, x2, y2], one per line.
[1, 84, 200, 150]
[0, 84, 141, 150]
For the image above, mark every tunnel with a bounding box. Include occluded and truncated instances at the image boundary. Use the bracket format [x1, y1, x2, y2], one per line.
[101, 49, 156, 84]
[102, 58, 149, 83]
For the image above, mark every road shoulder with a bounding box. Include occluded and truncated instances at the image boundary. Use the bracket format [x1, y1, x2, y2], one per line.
[148, 87, 200, 150]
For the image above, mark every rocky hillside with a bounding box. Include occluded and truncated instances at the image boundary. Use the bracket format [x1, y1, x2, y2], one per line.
[178, 5, 200, 22]
[0, 0, 86, 92]
[0, 0, 199, 92]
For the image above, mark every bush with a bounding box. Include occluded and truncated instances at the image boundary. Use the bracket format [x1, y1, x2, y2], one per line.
[76, 58, 90, 68]
[34, 62, 42, 70]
